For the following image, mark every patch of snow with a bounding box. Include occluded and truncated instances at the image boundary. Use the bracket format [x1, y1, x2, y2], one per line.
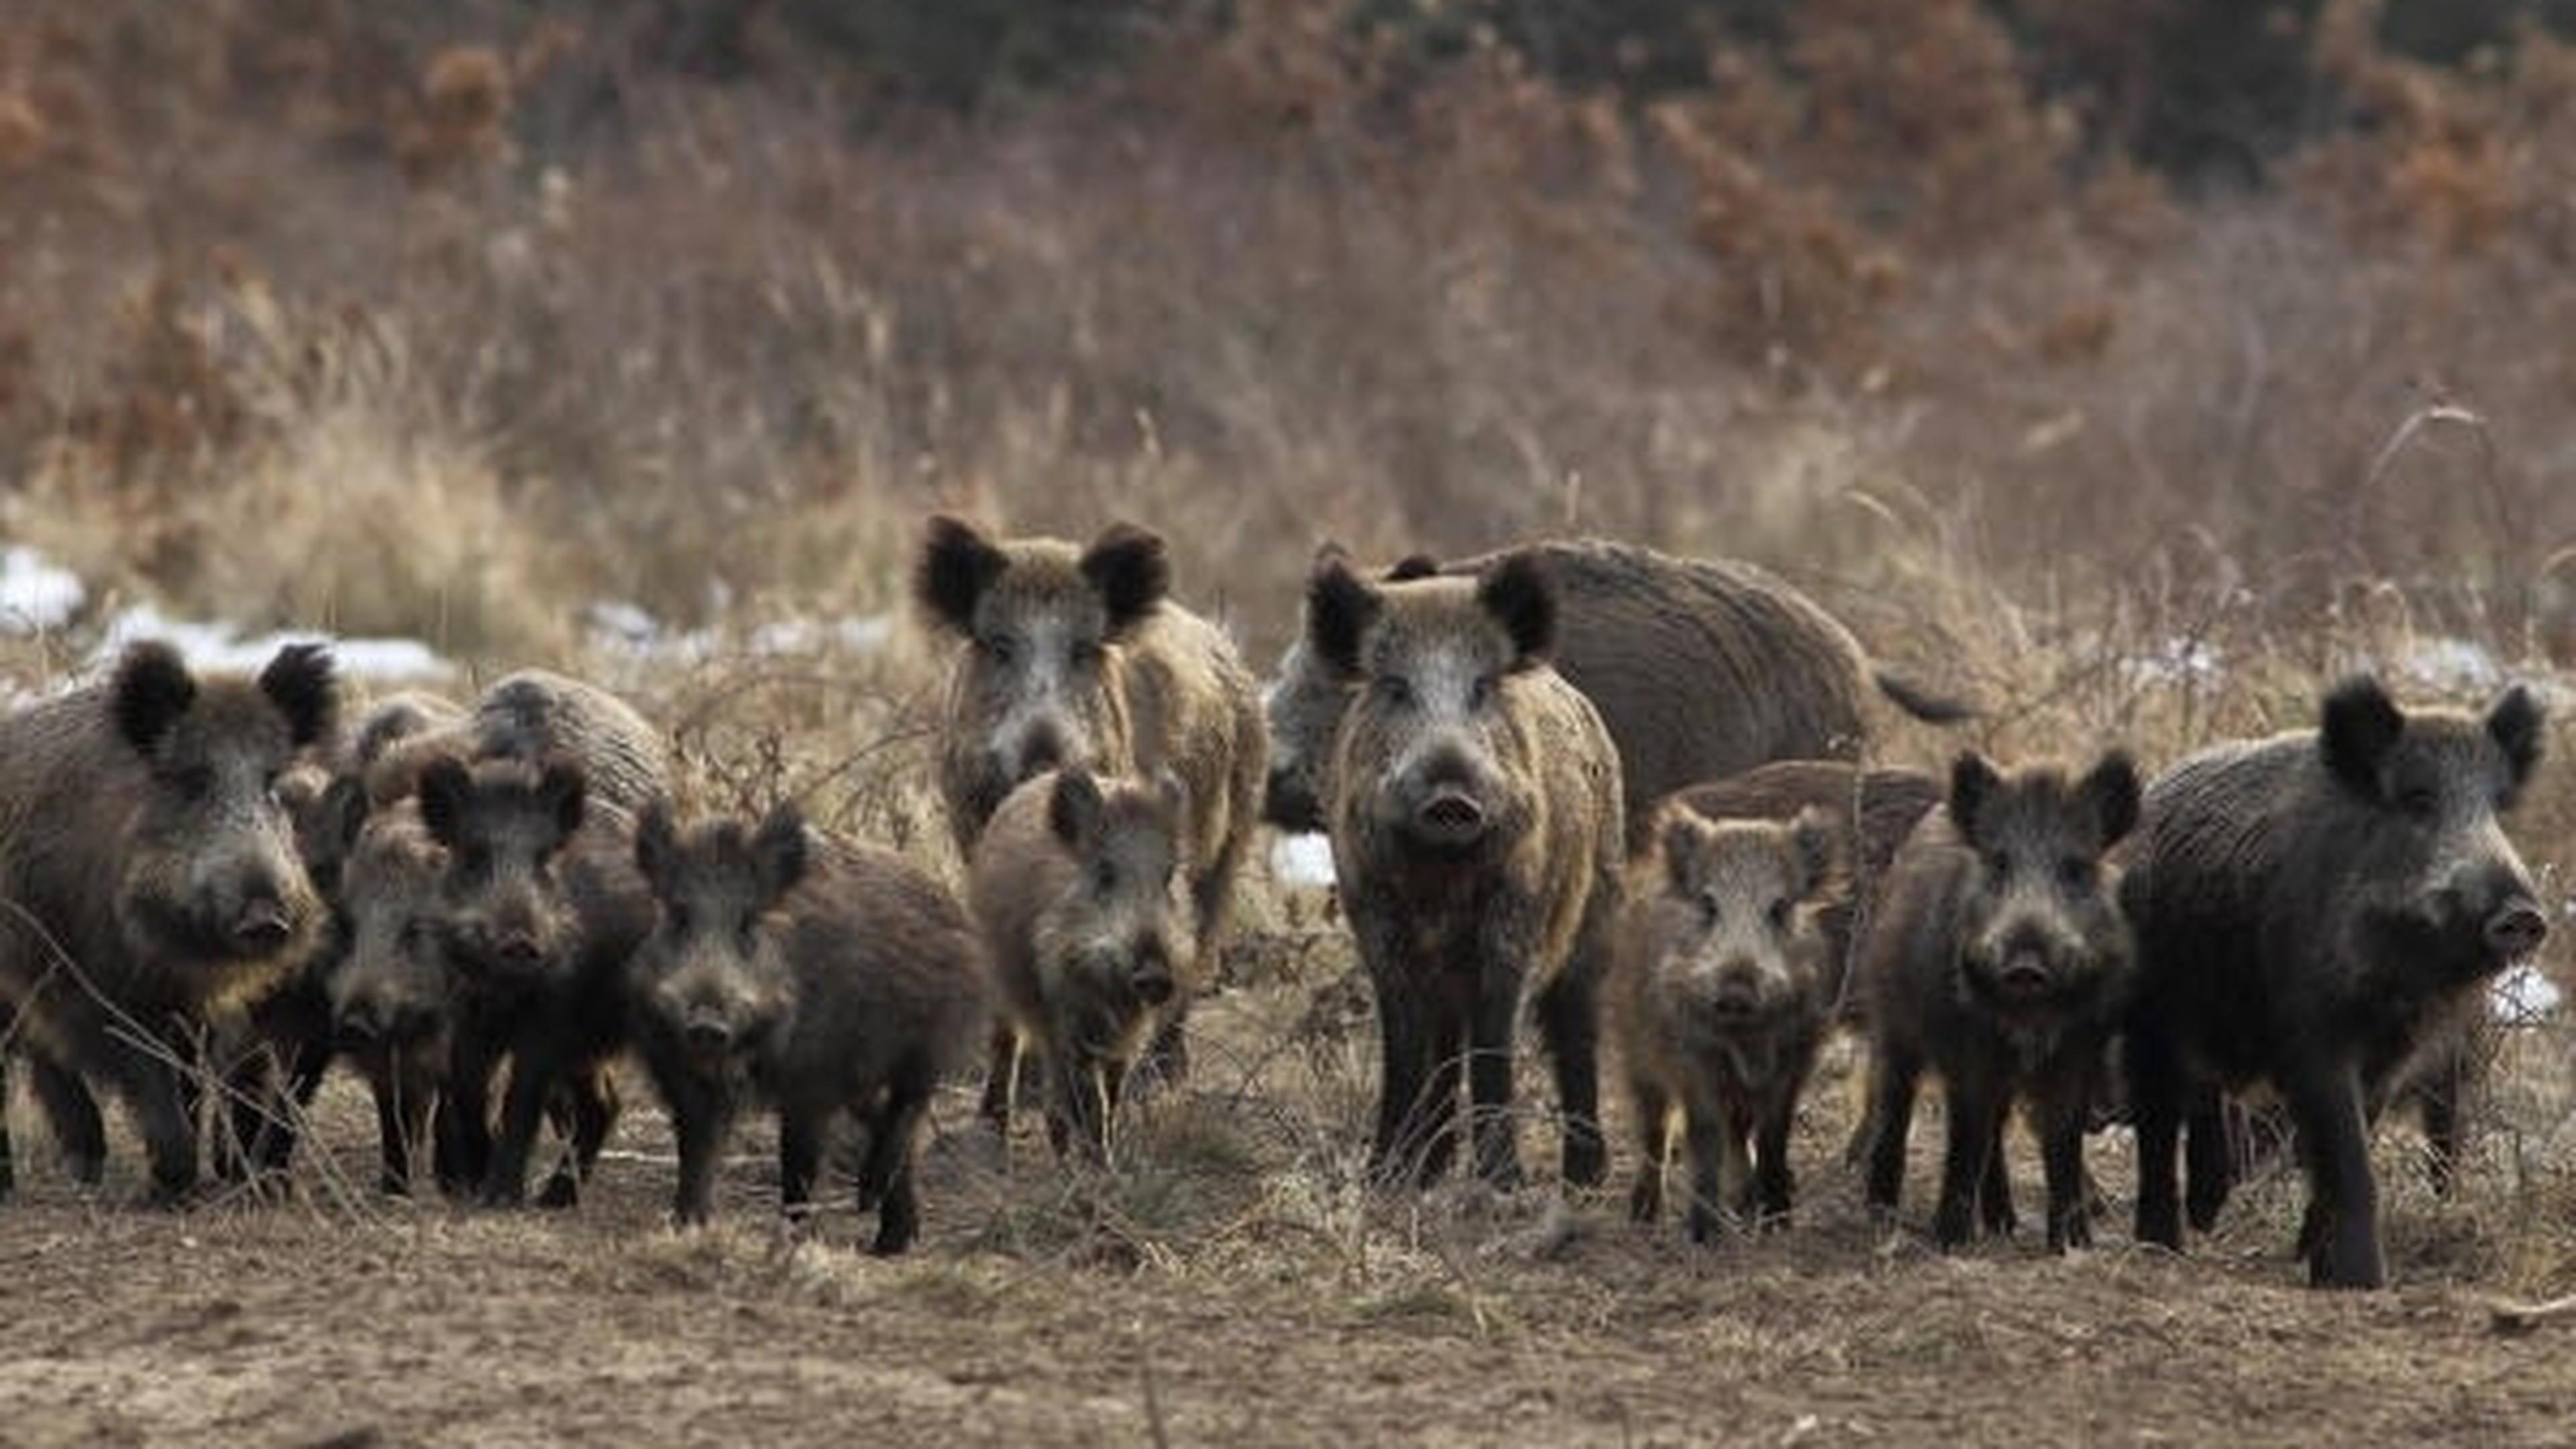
[2120, 637, 2224, 687]
[2496, 962, 2561, 1021]
[2395, 637, 2503, 694]
[1270, 833, 1336, 889]
[0, 546, 85, 633]
[93, 605, 453, 683]
[586, 600, 892, 667]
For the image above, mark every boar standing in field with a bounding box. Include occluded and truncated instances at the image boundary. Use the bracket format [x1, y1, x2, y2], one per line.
[1615, 805, 1843, 1238]
[1862, 751, 2140, 1251]
[969, 767, 1197, 1162]
[916, 516, 1265, 1084]
[1263, 539, 1966, 851]
[2123, 677, 2547, 1289]
[1309, 550, 1624, 1189]
[418, 753, 651, 1207]
[631, 802, 984, 1250]
[0, 641, 336, 1203]
[322, 804, 459, 1195]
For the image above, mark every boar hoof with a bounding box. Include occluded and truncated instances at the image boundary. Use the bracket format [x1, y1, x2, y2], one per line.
[535, 1171, 580, 1210]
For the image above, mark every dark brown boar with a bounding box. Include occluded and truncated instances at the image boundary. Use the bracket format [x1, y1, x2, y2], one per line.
[968, 767, 1197, 1162]
[1861, 751, 2140, 1252]
[1613, 805, 1843, 1238]
[1666, 761, 1943, 1022]
[1263, 539, 1966, 850]
[914, 516, 1265, 1077]
[415, 753, 651, 1207]
[367, 669, 667, 812]
[1309, 549, 1625, 1189]
[2123, 676, 2547, 1289]
[0, 640, 336, 1203]
[323, 804, 458, 1195]
[630, 802, 984, 1251]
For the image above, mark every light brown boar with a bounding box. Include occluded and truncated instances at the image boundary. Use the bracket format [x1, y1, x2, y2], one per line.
[915, 515, 1265, 1081]
[967, 766, 1196, 1163]
[1613, 805, 1843, 1239]
[1309, 549, 1624, 1189]
[0, 641, 337, 1203]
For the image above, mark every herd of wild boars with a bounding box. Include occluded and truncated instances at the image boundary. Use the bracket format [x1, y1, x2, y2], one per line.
[0, 517, 2555, 1290]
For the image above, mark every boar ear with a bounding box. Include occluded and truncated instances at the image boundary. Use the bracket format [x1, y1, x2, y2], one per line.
[915, 514, 1010, 637]
[417, 756, 474, 849]
[2080, 751, 2142, 849]
[1049, 767, 1104, 849]
[258, 642, 339, 749]
[751, 801, 810, 902]
[1385, 553, 1442, 583]
[1081, 522, 1171, 638]
[635, 798, 678, 895]
[536, 757, 588, 847]
[1477, 551, 1557, 669]
[1658, 807, 1708, 896]
[2486, 684, 2544, 795]
[1786, 806, 1845, 900]
[2320, 675, 2405, 800]
[111, 640, 197, 756]
[321, 773, 372, 859]
[1948, 752, 2003, 847]
[1305, 557, 1381, 682]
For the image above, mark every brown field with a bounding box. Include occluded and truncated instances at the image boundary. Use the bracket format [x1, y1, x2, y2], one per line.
[9, 2, 2576, 1444]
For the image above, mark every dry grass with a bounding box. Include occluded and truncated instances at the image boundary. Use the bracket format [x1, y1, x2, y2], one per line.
[5, 2, 2576, 1442]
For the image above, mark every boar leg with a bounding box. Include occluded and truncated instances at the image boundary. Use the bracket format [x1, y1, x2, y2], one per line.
[2286, 1061, 2383, 1290]
[1864, 1046, 1922, 1215]
[2184, 1088, 2233, 1232]
[480, 1040, 567, 1208]
[2413, 1059, 2467, 1200]
[2127, 1026, 2186, 1252]
[856, 1070, 934, 1256]
[1934, 1074, 2004, 1250]
[1049, 1053, 1113, 1164]
[1136, 1009, 1190, 1093]
[672, 1079, 734, 1228]
[1682, 1106, 1737, 1243]
[30, 1054, 105, 1185]
[780, 1107, 826, 1221]
[115, 1053, 200, 1208]
[1627, 1077, 1672, 1224]
[1753, 1079, 1798, 1228]
[979, 1022, 1024, 1140]
[1366, 961, 1438, 1189]
[2035, 1057, 2095, 1251]
[537, 1067, 619, 1208]
[1534, 963, 1606, 1187]
[1466, 963, 1526, 1190]
[1978, 1109, 2015, 1239]
[437, 1034, 498, 1198]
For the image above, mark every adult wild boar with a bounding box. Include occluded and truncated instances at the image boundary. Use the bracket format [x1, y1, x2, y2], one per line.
[969, 767, 1197, 1162]
[1614, 805, 1843, 1238]
[2124, 677, 2547, 1289]
[0, 640, 336, 1203]
[417, 753, 651, 1207]
[367, 669, 667, 812]
[1309, 549, 1624, 1189]
[631, 802, 984, 1251]
[1264, 539, 1966, 850]
[1862, 751, 2140, 1252]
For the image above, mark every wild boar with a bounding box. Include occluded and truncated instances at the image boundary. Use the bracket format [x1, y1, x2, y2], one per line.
[367, 669, 667, 812]
[2123, 676, 2547, 1289]
[1309, 549, 1624, 1189]
[1861, 752, 2140, 1252]
[630, 801, 984, 1251]
[969, 767, 1196, 1162]
[1614, 805, 1843, 1238]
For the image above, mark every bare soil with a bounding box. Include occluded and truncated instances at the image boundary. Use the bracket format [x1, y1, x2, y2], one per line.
[7, 952, 2576, 1449]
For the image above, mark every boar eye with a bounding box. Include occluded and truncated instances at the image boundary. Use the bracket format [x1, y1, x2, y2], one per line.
[1468, 674, 1498, 710]
[176, 765, 216, 800]
[1698, 892, 1722, 927]
[1983, 850, 2011, 878]
[2057, 857, 2095, 890]
[1373, 676, 1414, 708]
[2397, 784, 2440, 819]
[1093, 861, 1118, 894]
[1070, 639, 1106, 667]
[1766, 897, 1791, 930]
[666, 903, 692, 936]
[981, 634, 1018, 665]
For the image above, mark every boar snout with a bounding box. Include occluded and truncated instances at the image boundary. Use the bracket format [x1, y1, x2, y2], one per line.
[1130, 942, 1177, 1007]
[231, 895, 295, 953]
[1415, 788, 1487, 845]
[1706, 958, 1766, 1020]
[683, 1016, 735, 1055]
[2487, 899, 2548, 960]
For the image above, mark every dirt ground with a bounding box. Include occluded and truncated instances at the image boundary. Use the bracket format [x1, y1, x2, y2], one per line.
[7, 954, 2576, 1448]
